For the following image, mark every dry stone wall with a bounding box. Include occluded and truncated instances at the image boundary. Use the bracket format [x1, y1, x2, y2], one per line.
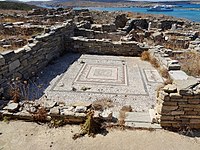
[70, 36, 147, 56]
[0, 20, 75, 88]
[75, 28, 124, 41]
[156, 79, 200, 129]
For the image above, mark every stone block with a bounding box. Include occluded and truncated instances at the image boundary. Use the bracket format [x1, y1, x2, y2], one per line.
[183, 95, 200, 99]
[191, 124, 200, 129]
[163, 102, 177, 106]
[171, 111, 184, 115]
[169, 93, 182, 99]
[169, 70, 188, 80]
[75, 113, 86, 117]
[124, 112, 151, 123]
[171, 123, 181, 128]
[61, 109, 75, 116]
[190, 119, 200, 123]
[3, 102, 19, 112]
[184, 108, 194, 111]
[100, 109, 113, 121]
[74, 106, 87, 113]
[155, 104, 162, 114]
[9, 59, 20, 72]
[43, 101, 57, 109]
[194, 108, 200, 112]
[167, 62, 181, 71]
[185, 111, 198, 115]
[163, 84, 177, 93]
[188, 99, 200, 104]
[179, 104, 200, 109]
[161, 115, 175, 120]
[180, 115, 200, 119]
[160, 123, 172, 127]
[159, 91, 170, 100]
[175, 77, 198, 95]
[162, 106, 178, 111]
[1, 50, 15, 61]
[0, 55, 5, 66]
[50, 107, 60, 115]
[171, 98, 187, 102]
[72, 101, 92, 107]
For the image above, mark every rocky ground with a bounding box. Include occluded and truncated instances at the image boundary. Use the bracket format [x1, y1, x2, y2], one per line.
[0, 120, 200, 150]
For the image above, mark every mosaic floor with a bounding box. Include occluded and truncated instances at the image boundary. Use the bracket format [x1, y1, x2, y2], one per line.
[45, 54, 163, 111]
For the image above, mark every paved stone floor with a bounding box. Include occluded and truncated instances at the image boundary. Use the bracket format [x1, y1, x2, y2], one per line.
[44, 54, 163, 112]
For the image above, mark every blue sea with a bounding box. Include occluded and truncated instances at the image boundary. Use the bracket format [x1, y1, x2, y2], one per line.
[75, 4, 200, 22]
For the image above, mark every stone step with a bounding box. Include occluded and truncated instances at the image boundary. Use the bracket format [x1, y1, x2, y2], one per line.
[113, 110, 161, 129]
[125, 112, 151, 123]
[125, 122, 161, 129]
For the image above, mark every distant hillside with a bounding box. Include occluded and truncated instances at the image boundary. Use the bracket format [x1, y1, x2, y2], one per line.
[0, 1, 40, 10]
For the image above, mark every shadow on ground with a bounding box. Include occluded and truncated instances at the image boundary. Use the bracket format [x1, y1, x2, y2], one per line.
[28, 53, 81, 99]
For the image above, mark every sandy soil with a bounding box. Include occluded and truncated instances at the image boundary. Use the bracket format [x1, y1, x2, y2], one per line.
[0, 121, 200, 150]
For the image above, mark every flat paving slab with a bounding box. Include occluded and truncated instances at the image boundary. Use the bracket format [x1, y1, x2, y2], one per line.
[125, 112, 152, 123]
[45, 54, 163, 112]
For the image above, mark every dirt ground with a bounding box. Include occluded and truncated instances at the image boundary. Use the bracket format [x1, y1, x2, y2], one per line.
[0, 121, 200, 150]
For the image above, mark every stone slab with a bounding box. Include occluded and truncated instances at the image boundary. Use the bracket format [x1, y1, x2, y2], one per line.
[169, 70, 188, 80]
[125, 122, 161, 129]
[124, 112, 151, 123]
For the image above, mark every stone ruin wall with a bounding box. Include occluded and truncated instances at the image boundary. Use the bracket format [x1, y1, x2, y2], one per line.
[0, 19, 148, 93]
[150, 45, 200, 129]
[1, 9, 200, 130]
[0, 20, 75, 89]
[74, 28, 123, 41]
[156, 83, 200, 129]
[69, 36, 146, 56]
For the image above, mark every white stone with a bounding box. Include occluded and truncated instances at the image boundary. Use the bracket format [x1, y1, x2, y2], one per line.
[169, 70, 188, 80]
[3, 102, 19, 112]
[61, 109, 75, 116]
[100, 110, 113, 120]
[74, 106, 87, 113]
[43, 101, 57, 109]
[50, 107, 60, 115]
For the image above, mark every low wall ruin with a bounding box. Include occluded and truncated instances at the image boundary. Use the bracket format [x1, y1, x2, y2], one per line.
[0, 20, 75, 88]
[74, 28, 123, 41]
[69, 36, 147, 56]
[156, 79, 200, 129]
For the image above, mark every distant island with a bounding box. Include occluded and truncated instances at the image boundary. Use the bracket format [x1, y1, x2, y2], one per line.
[0, 1, 40, 10]
[27, 0, 200, 8]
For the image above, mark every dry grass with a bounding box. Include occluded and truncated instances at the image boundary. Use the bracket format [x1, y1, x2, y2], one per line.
[164, 78, 173, 85]
[141, 51, 160, 68]
[141, 51, 150, 61]
[150, 57, 160, 68]
[9, 87, 21, 103]
[92, 98, 114, 111]
[33, 107, 47, 122]
[174, 52, 200, 77]
[121, 105, 133, 112]
[141, 51, 173, 85]
[118, 105, 132, 126]
[159, 67, 169, 79]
